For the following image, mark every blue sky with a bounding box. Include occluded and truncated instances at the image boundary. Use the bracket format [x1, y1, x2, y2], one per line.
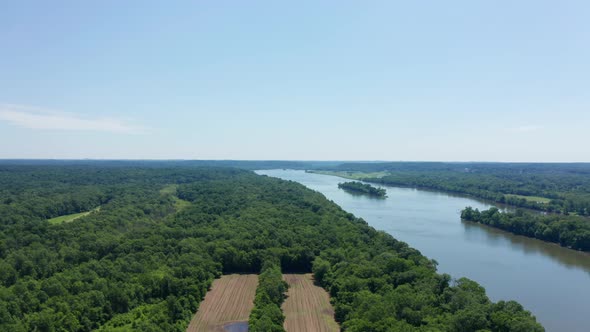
[1, 1, 588, 161]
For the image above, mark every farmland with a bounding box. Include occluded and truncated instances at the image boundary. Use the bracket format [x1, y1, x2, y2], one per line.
[282, 274, 339, 332]
[186, 274, 258, 332]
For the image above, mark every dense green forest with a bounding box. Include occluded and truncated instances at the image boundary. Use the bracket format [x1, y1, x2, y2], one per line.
[461, 207, 590, 252]
[249, 261, 288, 331]
[0, 159, 331, 170]
[0, 164, 542, 331]
[7, 160, 590, 214]
[338, 181, 387, 197]
[318, 162, 590, 215]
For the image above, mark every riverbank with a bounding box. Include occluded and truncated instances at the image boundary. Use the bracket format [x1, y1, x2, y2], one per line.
[259, 169, 590, 332]
[307, 170, 575, 216]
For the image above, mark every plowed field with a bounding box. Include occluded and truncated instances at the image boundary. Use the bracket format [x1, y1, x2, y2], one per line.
[186, 274, 258, 332]
[282, 274, 339, 332]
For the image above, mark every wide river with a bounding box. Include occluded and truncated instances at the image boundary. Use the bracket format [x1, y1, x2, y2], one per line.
[256, 169, 590, 332]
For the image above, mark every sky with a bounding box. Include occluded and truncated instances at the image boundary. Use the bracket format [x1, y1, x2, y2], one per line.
[1, 1, 589, 161]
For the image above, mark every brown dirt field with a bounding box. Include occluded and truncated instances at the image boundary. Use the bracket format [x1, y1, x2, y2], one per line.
[186, 274, 259, 332]
[282, 274, 340, 332]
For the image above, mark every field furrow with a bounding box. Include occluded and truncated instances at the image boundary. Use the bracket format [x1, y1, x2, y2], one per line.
[282, 274, 340, 332]
[186, 274, 258, 332]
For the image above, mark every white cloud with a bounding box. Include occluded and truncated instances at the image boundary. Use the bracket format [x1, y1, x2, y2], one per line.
[0, 104, 146, 134]
[509, 125, 544, 133]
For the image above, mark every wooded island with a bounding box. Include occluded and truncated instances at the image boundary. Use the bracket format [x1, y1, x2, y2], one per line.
[338, 181, 387, 197]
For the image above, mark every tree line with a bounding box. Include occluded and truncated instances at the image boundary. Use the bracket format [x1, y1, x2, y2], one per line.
[249, 260, 288, 332]
[461, 207, 590, 251]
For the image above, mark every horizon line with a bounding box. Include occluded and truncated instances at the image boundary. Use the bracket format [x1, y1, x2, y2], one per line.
[1, 158, 590, 164]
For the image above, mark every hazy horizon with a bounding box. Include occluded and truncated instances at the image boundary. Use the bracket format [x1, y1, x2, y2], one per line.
[2, 1, 588, 162]
[2, 158, 590, 164]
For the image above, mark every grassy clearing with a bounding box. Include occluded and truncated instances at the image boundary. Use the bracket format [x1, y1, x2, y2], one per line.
[47, 207, 100, 225]
[173, 197, 191, 210]
[160, 184, 191, 211]
[308, 170, 389, 180]
[159, 184, 178, 195]
[505, 194, 551, 204]
[186, 274, 259, 332]
[282, 274, 339, 332]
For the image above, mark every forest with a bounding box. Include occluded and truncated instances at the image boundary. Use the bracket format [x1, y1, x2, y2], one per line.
[248, 261, 288, 331]
[461, 207, 590, 252]
[338, 181, 387, 197]
[0, 163, 543, 331]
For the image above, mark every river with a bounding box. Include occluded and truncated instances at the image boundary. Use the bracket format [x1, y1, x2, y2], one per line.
[256, 169, 590, 332]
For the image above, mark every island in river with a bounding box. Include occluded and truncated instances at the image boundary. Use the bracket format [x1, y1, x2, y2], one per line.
[338, 181, 387, 197]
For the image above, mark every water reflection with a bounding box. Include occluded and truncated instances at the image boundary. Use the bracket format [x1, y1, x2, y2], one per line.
[223, 321, 248, 332]
[337, 188, 387, 200]
[462, 220, 590, 274]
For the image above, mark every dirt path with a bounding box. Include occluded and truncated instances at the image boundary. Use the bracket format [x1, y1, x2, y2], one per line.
[186, 274, 258, 332]
[282, 274, 340, 332]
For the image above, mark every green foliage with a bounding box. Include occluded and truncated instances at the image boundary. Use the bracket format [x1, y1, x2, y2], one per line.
[249, 262, 288, 332]
[0, 165, 544, 331]
[462, 207, 590, 251]
[338, 181, 387, 197]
